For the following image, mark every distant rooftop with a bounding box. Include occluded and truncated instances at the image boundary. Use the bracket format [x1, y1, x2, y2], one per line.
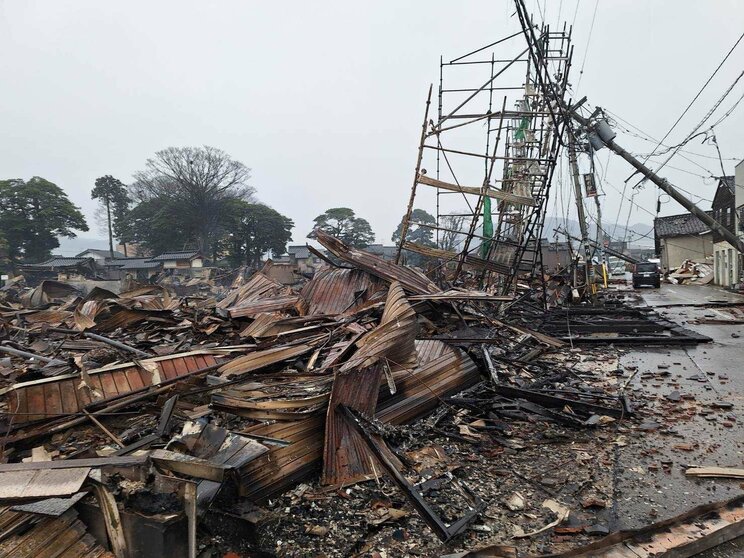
[25, 256, 93, 268]
[75, 248, 125, 259]
[108, 257, 163, 270]
[654, 211, 712, 238]
[149, 250, 201, 261]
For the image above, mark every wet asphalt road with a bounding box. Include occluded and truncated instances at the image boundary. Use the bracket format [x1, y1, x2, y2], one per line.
[614, 283, 744, 556]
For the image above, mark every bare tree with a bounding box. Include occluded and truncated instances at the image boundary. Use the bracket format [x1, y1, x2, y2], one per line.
[131, 146, 256, 255]
[438, 214, 466, 252]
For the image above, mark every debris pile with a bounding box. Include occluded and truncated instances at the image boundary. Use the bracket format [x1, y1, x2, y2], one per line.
[0, 232, 728, 558]
[666, 259, 714, 285]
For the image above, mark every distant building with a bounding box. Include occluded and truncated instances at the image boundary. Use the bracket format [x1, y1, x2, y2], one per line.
[286, 245, 323, 275]
[541, 240, 573, 272]
[22, 256, 97, 276]
[654, 211, 713, 273]
[75, 248, 125, 262]
[365, 244, 397, 261]
[711, 176, 738, 287]
[735, 160, 744, 286]
[148, 250, 208, 277]
[107, 257, 163, 281]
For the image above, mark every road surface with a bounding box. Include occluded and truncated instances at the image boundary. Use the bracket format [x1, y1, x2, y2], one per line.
[614, 283, 744, 556]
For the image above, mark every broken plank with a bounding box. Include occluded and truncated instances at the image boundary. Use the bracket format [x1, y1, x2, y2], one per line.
[685, 467, 744, 479]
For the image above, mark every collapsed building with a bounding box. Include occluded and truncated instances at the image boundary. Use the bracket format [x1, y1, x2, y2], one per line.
[1, 1, 743, 557]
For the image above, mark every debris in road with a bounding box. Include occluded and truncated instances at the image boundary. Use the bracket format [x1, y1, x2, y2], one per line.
[685, 467, 744, 479]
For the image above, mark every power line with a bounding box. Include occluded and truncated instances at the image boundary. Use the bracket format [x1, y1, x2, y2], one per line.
[635, 69, 744, 182]
[574, 0, 599, 93]
[638, 30, 744, 167]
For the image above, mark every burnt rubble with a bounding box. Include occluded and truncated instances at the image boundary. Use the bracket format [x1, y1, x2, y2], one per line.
[1, 233, 740, 558]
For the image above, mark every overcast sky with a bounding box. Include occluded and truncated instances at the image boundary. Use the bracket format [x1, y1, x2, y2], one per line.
[2, 1, 743, 251]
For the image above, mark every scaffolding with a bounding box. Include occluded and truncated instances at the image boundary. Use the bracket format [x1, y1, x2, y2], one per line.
[396, 5, 574, 296]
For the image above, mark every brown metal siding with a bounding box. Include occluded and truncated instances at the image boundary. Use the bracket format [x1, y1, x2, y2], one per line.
[6, 353, 218, 424]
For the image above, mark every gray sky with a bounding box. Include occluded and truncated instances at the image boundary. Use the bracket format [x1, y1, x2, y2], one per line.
[2, 1, 743, 251]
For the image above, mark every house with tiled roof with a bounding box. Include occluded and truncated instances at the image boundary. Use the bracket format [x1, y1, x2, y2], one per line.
[654, 211, 713, 272]
[148, 250, 209, 278]
[712, 176, 739, 286]
[736, 160, 744, 287]
[75, 248, 126, 262]
[106, 257, 164, 281]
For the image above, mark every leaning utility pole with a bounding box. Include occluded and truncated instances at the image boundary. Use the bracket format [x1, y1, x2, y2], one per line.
[567, 132, 592, 289]
[571, 110, 744, 254]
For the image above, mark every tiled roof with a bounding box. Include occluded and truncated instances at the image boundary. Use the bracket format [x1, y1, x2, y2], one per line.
[75, 248, 126, 259]
[149, 250, 201, 261]
[25, 257, 93, 268]
[654, 211, 712, 238]
[720, 176, 735, 194]
[287, 245, 313, 259]
[109, 258, 163, 269]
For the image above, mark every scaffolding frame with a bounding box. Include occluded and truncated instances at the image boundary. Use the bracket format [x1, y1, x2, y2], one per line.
[396, 5, 574, 296]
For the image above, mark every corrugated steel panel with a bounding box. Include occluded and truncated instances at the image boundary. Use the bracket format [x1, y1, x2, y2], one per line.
[0, 507, 113, 558]
[323, 283, 418, 485]
[215, 344, 315, 379]
[0, 468, 90, 499]
[5, 352, 219, 424]
[216, 271, 283, 310]
[227, 295, 305, 318]
[315, 230, 440, 295]
[238, 340, 478, 499]
[299, 268, 387, 316]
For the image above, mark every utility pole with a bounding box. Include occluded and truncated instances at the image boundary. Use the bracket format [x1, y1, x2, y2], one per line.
[567, 132, 592, 291]
[571, 110, 744, 254]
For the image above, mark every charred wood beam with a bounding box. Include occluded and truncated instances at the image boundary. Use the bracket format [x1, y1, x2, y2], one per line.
[492, 384, 627, 419]
[0, 345, 66, 366]
[340, 405, 484, 542]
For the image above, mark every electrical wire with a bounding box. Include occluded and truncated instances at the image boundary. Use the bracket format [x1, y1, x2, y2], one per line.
[635, 70, 744, 183]
[574, 0, 599, 93]
[637, 30, 744, 167]
[603, 108, 740, 162]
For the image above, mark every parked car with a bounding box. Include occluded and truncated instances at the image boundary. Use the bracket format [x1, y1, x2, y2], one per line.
[632, 261, 661, 288]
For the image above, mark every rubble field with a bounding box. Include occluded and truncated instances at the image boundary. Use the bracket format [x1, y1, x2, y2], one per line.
[1, 231, 743, 558]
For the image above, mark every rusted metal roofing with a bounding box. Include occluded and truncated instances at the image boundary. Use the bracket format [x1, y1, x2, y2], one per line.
[323, 283, 419, 485]
[299, 268, 388, 316]
[338, 282, 418, 373]
[216, 344, 317, 379]
[216, 271, 283, 311]
[212, 375, 332, 421]
[5, 351, 219, 424]
[238, 340, 478, 500]
[0, 507, 113, 558]
[315, 229, 440, 295]
[227, 295, 306, 319]
[376, 340, 480, 425]
[20, 280, 80, 308]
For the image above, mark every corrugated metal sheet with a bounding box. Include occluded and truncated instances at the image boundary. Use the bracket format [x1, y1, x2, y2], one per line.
[299, 268, 387, 316]
[0, 468, 90, 499]
[0, 507, 113, 558]
[5, 351, 219, 424]
[215, 344, 316, 379]
[315, 230, 440, 295]
[216, 271, 283, 311]
[323, 283, 418, 485]
[238, 340, 478, 500]
[227, 295, 306, 318]
[338, 282, 418, 373]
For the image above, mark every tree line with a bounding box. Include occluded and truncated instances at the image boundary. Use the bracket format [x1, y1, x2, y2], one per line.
[0, 145, 465, 269]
